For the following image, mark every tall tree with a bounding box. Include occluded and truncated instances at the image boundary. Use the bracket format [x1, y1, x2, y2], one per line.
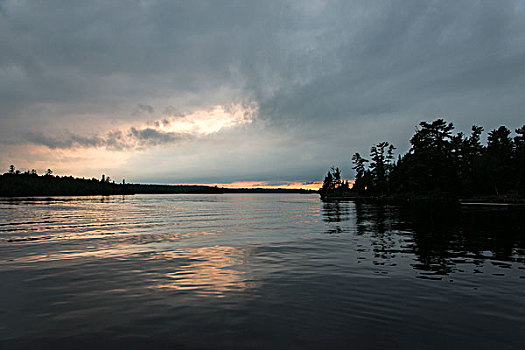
[352, 153, 368, 192]
[515, 125, 525, 195]
[407, 119, 456, 194]
[321, 170, 334, 193]
[483, 126, 514, 195]
[369, 142, 396, 195]
[458, 126, 485, 195]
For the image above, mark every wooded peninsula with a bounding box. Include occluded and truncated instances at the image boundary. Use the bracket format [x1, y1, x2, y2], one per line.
[321, 119, 525, 201]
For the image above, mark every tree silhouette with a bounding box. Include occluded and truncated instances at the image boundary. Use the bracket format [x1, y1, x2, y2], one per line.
[404, 119, 456, 194]
[0, 168, 225, 196]
[322, 118, 524, 200]
[369, 142, 396, 195]
[320, 167, 347, 196]
[515, 125, 525, 195]
[352, 153, 369, 192]
[321, 171, 334, 193]
[483, 126, 514, 195]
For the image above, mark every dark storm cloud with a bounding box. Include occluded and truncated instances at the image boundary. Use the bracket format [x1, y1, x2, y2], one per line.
[254, 1, 525, 127]
[1, 0, 525, 181]
[24, 127, 189, 150]
[163, 106, 186, 118]
[128, 127, 188, 146]
[136, 104, 154, 114]
[23, 133, 96, 150]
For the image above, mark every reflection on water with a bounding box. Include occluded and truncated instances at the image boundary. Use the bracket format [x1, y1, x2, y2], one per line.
[150, 246, 255, 296]
[322, 199, 525, 278]
[0, 194, 524, 349]
[321, 201, 351, 234]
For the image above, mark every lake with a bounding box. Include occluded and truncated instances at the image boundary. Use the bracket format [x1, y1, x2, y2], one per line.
[0, 194, 524, 349]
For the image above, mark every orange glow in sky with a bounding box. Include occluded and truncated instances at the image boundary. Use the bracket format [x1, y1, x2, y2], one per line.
[201, 181, 324, 191]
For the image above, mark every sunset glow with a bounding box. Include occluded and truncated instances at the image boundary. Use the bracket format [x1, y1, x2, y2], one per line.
[203, 181, 326, 191]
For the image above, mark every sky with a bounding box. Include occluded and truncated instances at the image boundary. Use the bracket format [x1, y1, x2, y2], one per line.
[1, 1, 525, 187]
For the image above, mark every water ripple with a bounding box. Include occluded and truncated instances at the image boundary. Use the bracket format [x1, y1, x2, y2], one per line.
[0, 194, 524, 348]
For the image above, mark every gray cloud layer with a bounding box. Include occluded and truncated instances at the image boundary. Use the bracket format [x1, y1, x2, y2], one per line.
[2, 1, 525, 182]
[24, 127, 189, 150]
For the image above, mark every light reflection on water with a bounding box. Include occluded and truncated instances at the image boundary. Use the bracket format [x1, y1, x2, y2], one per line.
[149, 246, 256, 296]
[0, 194, 524, 349]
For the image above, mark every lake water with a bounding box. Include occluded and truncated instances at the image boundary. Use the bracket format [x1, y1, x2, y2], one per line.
[0, 194, 524, 349]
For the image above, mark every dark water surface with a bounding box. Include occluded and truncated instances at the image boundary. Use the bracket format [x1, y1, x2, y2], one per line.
[0, 194, 524, 349]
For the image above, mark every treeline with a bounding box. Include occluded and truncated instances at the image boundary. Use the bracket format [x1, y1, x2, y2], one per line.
[321, 119, 525, 199]
[0, 168, 129, 196]
[0, 167, 223, 196]
[0, 167, 314, 197]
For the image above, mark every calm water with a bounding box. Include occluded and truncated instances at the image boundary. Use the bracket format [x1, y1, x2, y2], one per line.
[0, 194, 524, 349]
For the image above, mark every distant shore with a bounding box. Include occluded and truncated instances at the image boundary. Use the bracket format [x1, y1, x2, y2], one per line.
[0, 172, 316, 197]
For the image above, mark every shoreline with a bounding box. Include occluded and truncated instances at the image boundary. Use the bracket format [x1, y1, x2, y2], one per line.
[319, 193, 525, 206]
[0, 174, 316, 197]
[0, 188, 317, 198]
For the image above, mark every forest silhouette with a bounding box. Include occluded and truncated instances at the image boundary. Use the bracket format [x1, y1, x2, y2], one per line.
[321, 119, 525, 200]
[0, 169, 225, 196]
[0, 168, 312, 196]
